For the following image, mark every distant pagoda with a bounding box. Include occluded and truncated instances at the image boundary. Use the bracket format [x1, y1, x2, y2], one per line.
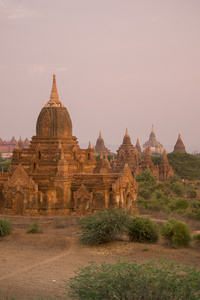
[135, 138, 141, 155]
[95, 131, 111, 155]
[143, 125, 164, 155]
[116, 129, 139, 173]
[173, 133, 186, 153]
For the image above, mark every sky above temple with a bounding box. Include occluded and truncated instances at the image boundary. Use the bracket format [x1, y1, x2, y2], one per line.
[0, 0, 200, 153]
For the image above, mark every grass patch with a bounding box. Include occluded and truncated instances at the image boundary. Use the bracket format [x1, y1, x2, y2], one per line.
[0, 218, 12, 237]
[26, 222, 41, 234]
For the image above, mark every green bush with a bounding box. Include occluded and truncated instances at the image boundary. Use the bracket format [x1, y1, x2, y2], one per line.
[26, 222, 41, 234]
[193, 233, 200, 242]
[0, 218, 12, 237]
[128, 217, 159, 243]
[188, 189, 197, 198]
[0, 159, 11, 172]
[172, 182, 184, 197]
[138, 188, 151, 200]
[67, 259, 200, 300]
[161, 219, 191, 248]
[191, 201, 200, 220]
[169, 174, 181, 185]
[77, 209, 131, 245]
[166, 198, 189, 212]
[135, 170, 157, 186]
[145, 190, 169, 211]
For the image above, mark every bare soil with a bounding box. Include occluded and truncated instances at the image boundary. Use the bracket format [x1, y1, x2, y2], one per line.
[0, 214, 200, 300]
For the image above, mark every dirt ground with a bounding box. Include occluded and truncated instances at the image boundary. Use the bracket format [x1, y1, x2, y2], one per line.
[0, 214, 200, 300]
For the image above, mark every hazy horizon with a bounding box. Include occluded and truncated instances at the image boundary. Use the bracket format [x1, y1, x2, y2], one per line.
[1, 0, 200, 153]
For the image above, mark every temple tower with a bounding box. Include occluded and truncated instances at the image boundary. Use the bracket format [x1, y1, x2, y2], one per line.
[159, 149, 174, 181]
[135, 138, 141, 155]
[143, 125, 164, 154]
[95, 131, 111, 155]
[116, 129, 139, 174]
[173, 133, 186, 153]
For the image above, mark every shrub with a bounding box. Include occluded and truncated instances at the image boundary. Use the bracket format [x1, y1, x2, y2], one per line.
[135, 170, 157, 186]
[26, 222, 41, 234]
[145, 191, 169, 211]
[169, 174, 181, 185]
[161, 219, 191, 248]
[191, 201, 200, 220]
[172, 182, 184, 196]
[138, 188, 151, 200]
[188, 189, 197, 198]
[0, 218, 12, 237]
[77, 209, 131, 245]
[128, 217, 159, 243]
[166, 198, 189, 212]
[193, 233, 200, 242]
[67, 259, 200, 300]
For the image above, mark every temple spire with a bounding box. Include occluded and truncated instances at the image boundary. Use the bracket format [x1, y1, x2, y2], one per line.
[125, 128, 129, 136]
[88, 141, 91, 149]
[99, 131, 102, 139]
[152, 125, 154, 133]
[48, 74, 61, 107]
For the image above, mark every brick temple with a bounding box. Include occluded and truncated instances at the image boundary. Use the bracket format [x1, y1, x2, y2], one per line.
[0, 75, 138, 216]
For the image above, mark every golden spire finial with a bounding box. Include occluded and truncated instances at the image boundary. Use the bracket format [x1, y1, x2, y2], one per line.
[88, 141, 91, 149]
[48, 74, 61, 107]
[178, 133, 181, 139]
[152, 125, 154, 133]
[99, 131, 102, 139]
[125, 128, 128, 136]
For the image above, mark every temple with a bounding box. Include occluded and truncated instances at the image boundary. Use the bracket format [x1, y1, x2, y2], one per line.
[159, 149, 174, 181]
[143, 125, 164, 155]
[95, 131, 111, 155]
[116, 129, 139, 174]
[135, 138, 141, 155]
[0, 137, 30, 158]
[0, 75, 138, 216]
[173, 133, 186, 153]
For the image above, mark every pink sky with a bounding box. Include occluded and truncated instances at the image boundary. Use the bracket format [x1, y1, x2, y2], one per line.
[0, 0, 200, 152]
